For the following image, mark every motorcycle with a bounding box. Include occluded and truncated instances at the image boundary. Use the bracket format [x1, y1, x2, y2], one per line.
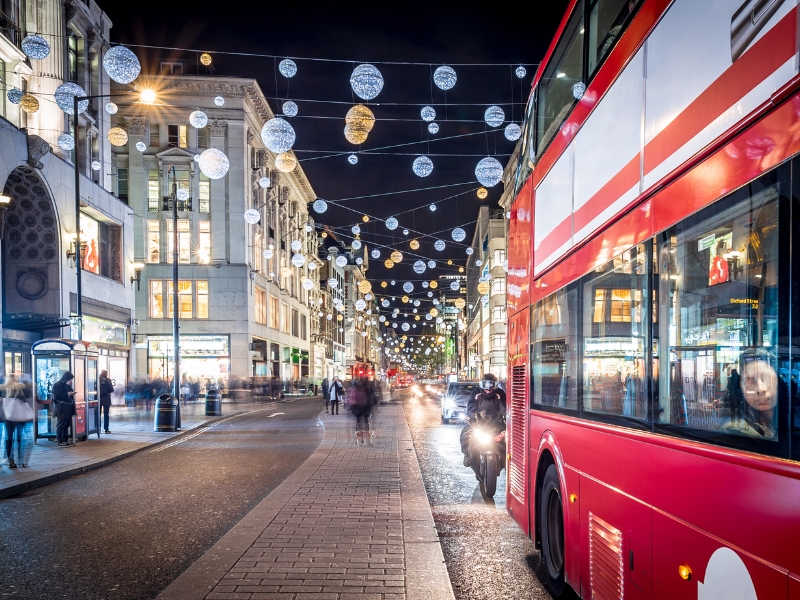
[467, 409, 507, 498]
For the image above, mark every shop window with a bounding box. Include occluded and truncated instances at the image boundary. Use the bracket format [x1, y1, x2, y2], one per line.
[198, 221, 211, 264]
[150, 280, 164, 318]
[197, 281, 209, 319]
[269, 295, 279, 330]
[168, 125, 188, 148]
[255, 287, 267, 324]
[198, 173, 210, 212]
[148, 169, 160, 211]
[166, 219, 191, 263]
[588, 0, 642, 76]
[291, 308, 299, 337]
[490, 278, 506, 297]
[79, 213, 122, 282]
[147, 220, 160, 263]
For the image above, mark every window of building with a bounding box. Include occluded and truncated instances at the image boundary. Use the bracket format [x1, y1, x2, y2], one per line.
[253, 228, 262, 273]
[148, 280, 208, 319]
[291, 308, 299, 337]
[168, 125, 188, 148]
[198, 221, 211, 264]
[490, 278, 506, 297]
[67, 32, 78, 82]
[150, 280, 164, 318]
[255, 287, 267, 324]
[148, 169, 160, 211]
[198, 173, 210, 212]
[491, 334, 506, 350]
[147, 220, 160, 263]
[150, 126, 160, 148]
[197, 281, 209, 319]
[300, 314, 307, 341]
[159, 61, 184, 74]
[491, 306, 506, 324]
[79, 214, 122, 282]
[269, 295, 279, 330]
[197, 128, 209, 149]
[166, 219, 191, 263]
[492, 249, 506, 270]
[280, 303, 290, 334]
[116, 168, 128, 203]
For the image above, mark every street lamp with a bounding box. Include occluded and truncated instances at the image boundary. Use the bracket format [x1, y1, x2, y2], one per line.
[130, 262, 144, 291]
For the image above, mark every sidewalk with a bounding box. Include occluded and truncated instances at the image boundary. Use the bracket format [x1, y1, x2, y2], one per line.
[158, 401, 456, 600]
[0, 398, 306, 500]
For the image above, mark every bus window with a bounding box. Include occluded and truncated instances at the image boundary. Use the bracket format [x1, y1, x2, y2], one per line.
[587, 0, 642, 76]
[658, 174, 782, 441]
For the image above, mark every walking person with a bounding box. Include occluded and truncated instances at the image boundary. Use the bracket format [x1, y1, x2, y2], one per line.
[328, 376, 343, 415]
[321, 376, 330, 413]
[99, 370, 114, 434]
[52, 371, 76, 447]
[347, 377, 374, 446]
[3, 375, 33, 468]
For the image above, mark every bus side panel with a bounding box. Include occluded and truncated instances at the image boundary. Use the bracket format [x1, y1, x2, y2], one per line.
[506, 308, 530, 535]
[790, 573, 800, 599]
[507, 176, 533, 316]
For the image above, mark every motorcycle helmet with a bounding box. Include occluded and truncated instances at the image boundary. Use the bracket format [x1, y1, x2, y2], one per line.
[479, 373, 497, 391]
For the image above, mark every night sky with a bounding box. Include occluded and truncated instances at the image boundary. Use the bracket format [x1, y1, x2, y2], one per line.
[104, 1, 569, 337]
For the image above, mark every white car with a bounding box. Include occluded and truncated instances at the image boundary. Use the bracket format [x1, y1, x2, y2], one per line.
[441, 382, 478, 423]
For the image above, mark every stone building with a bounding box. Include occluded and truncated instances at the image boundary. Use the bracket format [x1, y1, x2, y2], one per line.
[110, 70, 320, 389]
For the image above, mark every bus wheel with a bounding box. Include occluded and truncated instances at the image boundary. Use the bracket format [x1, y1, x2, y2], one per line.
[540, 464, 566, 596]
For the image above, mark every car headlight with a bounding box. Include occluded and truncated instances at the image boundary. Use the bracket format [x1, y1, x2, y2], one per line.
[444, 398, 456, 409]
[473, 429, 492, 445]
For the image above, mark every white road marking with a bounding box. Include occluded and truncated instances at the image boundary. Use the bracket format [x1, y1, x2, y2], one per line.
[267, 412, 284, 418]
[150, 406, 275, 453]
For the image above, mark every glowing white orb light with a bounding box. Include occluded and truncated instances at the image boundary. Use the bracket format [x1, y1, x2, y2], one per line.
[348, 154, 358, 165]
[135, 140, 146, 152]
[198, 148, 230, 179]
[103, 46, 141, 84]
[421, 106, 436, 122]
[412, 156, 433, 177]
[352, 225, 361, 235]
[176, 189, 190, 201]
[22, 34, 50, 60]
[261, 117, 295, 153]
[516, 65, 527, 78]
[189, 110, 208, 128]
[335, 255, 347, 267]
[452, 227, 466, 242]
[105, 102, 118, 114]
[434, 239, 446, 251]
[428, 122, 439, 134]
[352, 240, 362, 250]
[573, 81, 586, 100]
[403, 282, 414, 293]
[371, 249, 380, 259]
[428, 260, 436, 269]
[302, 278, 314, 290]
[476, 259, 483, 266]
[244, 209, 260, 224]
[214, 96, 225, 106]
[402, 322, 410, 332]
[57, 134, 75, 151]
[313, 199, 328, 213]
[282, 100, 298, 117]
[466, 247, 474, 255]
[475, 156, 503, 187]
[434, 65, 457, 90]
[54, 82, 88, 114]
[484, 105, 505, 127]
[403, 229, 409, 235]
[355, 299, 367, 311]
[308, 261, 316, 270]
[6, 88, 21, 104]
[450, 281, 460, 291]
[430, 204, 436, 212]
[91, 160, 101, 171]
[350, 64, 384, 100]
[356, 257, 363, 265]
[263, 249, 273, 259]
[259, 176, 270, 188]
[505, 123, 521, 141]
[386, 217, 398, 230]
[413, 260, 426, 274]
[291, 240, 302, 252]
[292, 254, 306, 268]
[328, 278, 338, 289]
[279, 59, 297, 77]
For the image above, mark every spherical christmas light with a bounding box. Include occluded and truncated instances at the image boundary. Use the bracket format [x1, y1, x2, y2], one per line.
[103, 46, 141, 84]
[422, 281, 429, 288]
[275, 152, 297, 172]
[132, 140, 145, 152]
[477, 281, 490, 295]
[451, 227, 466, 242]
[573, 81, 586, 100]
[279, 59, 297, 78]
[105, 102, 118, 114]
[371, 249, 381, 259]
[392, 323, 398, 329]
[391, 250, 403, 263]
[434, 65, 457, 90]
[352, 240, 362, 250]
[280, 100, 298, 118]
[107, 126, 128, 147]
[348, 154, 358, 165]
[403, 282, 414, 293]
[20, 94, 39, 114]
[421, 106, 436, 122]
[308, 261, 317, 270]
[434, 239, 446, 251]
[477, 187, 488, 199]
[476, 259, 483, 266]
[386, 217, 398, 230]
[54, 82, 88, 114]
[335, 255, 347, 267]
[409, 239, 420, 250]
[214, 96, 225, 106]
[413, 260, 426, 274]
[358, 280, 372, 294]
[450, 281, 460, 291]
[292, 253, 306, 268]
[91, 160, 101, 171]
[302, 278, 314, 290]
[484, 105, 505, 127]
[428, 122, 440, 135]
[384, 259, 394, 269]
[22, 34, 50, 60]
[425, 261, 434, 271]
[454, 298, 466, 309]
[313, 199, 328, 213]
[263, 249, 274, 259]
[403, 229, 409, 235]
[198, 148, 230, 179]
[505, 123, 522, 142]
[199, 52, 212, 66]
[57, 134, 75, 151]
[261, 117, 296, 153]
[328, 278, 338, 289]
[514, 65, 527, 79]
[177, 189, 190, 201]
[412, 156, 433, 177]
[351, 224, 361, 235]
[189, 110, 208, 128]
[258, 176, 270, 189]
[475, 157, 503, 187]
[430, 281, 438, 289]
[244, 209, 260, 224]
[350, 63, 384, 100]
[466, 247, 474, 256]
[429, 204, 437, 212]
[291, 240, 302, 252]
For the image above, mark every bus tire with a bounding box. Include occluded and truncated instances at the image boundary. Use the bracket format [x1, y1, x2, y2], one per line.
[540, 464, 566, 596]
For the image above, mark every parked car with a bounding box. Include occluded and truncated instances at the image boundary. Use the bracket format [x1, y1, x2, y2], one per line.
[441, 381, 478, 423]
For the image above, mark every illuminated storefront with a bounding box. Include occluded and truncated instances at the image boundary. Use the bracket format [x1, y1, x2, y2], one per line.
[147, 334, 230, 389]
[71, 316, 130, 406]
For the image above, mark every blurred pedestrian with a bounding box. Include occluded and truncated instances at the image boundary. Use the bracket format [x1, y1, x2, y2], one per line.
[329, 376, 343, 415]
[3, 375, 33, 467]
[99, 370, 114, 434]
[52, 371, 76, 447]
[347, 377, 374, 446]
[321, 376, 330, 413]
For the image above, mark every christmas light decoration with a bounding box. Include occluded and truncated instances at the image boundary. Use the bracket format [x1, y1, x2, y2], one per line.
[190, 110, 208, 128]
[313, 199, 328, 213]
[261, 117, 296, 153]
[103, 46, 141, 84]
[275, 152, 296, 172]
[433, 65, 457, 90]
[282, 101, 298, 117]
[505, 123, 521, 141]
[54, 82, 88, 114]
[475, 157, 503, 187]
[244, 209, 260, 224]
[484, 105, 505, 127]
[198, 148, 230, 179]
[350, 64, 384, 100]
[451, 228, 465, 242]
[21, 34, 49, 60]
[412, 156, 433, 177]
[107, 127, 128, 147]
[279, 59, 297, 77]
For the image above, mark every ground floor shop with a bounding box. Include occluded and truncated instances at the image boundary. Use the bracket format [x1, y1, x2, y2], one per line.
[147, 334, 230, 391]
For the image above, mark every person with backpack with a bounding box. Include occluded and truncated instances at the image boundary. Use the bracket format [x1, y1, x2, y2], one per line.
[348, 377, 374, 446]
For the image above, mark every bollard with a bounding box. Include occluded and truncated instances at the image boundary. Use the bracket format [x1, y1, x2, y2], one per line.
[154, 394, 177, 432]
[205, 388, 221, 416]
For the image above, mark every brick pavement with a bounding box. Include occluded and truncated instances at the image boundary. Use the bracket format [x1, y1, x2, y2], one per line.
[158, 402, 454, 600]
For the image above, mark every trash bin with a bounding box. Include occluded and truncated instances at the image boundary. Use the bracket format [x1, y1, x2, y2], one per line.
[205, 388, 221, 416]
[154, 394, 177, 432]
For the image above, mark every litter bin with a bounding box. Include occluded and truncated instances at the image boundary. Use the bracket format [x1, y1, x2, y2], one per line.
[205, 388, 221, 416]
[154, 394, 177, 432]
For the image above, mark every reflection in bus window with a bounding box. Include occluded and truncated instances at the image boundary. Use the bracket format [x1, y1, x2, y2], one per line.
[588, 0, 642, 75]
[658, 180, 780, 440]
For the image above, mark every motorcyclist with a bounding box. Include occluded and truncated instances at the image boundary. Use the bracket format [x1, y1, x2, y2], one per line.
[461, 373, 507, 467]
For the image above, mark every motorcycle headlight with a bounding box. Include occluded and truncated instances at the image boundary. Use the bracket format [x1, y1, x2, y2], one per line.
[473, 429, 492, 445]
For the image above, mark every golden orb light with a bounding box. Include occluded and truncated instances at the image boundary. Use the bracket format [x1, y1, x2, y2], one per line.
[321, 232, 328, 238]
[200, 53, 212, 66]
[107, 126, 129, 147]
[400, 343, 405, 348]
[447, 259, 453, 265]
[454, 298, 466, 309]
[344, 123, 368, 145]
[429, 308, 439, 317]
[337, 314, 343, 321]
[477, 281, 490, 295]
[20, 94, 39, 114]
[358, 280, 372, 294]
[346, 104, 375, 131]
[415, 315, 420, 321]
[384, 259, 394, 269]
[458, 266, 465, 273]
[409, 239, 420, 250]
[477, 187, 488, 199]
[362, 215, 369, 222]
[402, 295, 409, 303]
[275, 152, 297, 172]
[391, 250, 403, 263]
[381, 281, 388, 288]
[430, 281, 438, 289]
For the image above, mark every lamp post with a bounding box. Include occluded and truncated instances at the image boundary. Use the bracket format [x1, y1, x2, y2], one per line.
[169, 165, 181, 404]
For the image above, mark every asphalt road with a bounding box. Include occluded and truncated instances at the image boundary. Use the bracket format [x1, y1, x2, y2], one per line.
[400, 387, 578, 600]
[0, 397, 325, 600]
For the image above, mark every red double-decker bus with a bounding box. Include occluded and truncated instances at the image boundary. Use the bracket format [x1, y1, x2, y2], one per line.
[505, 0, 800, 598]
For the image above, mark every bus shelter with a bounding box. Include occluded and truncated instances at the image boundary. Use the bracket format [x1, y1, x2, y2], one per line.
[32, 339, 100, 443]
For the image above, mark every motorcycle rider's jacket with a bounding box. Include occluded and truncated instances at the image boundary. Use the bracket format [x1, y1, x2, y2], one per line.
[466, 387, 507, 418]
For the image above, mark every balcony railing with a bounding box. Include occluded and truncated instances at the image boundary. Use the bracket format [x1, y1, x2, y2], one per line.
[0, 10, 22, 50]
